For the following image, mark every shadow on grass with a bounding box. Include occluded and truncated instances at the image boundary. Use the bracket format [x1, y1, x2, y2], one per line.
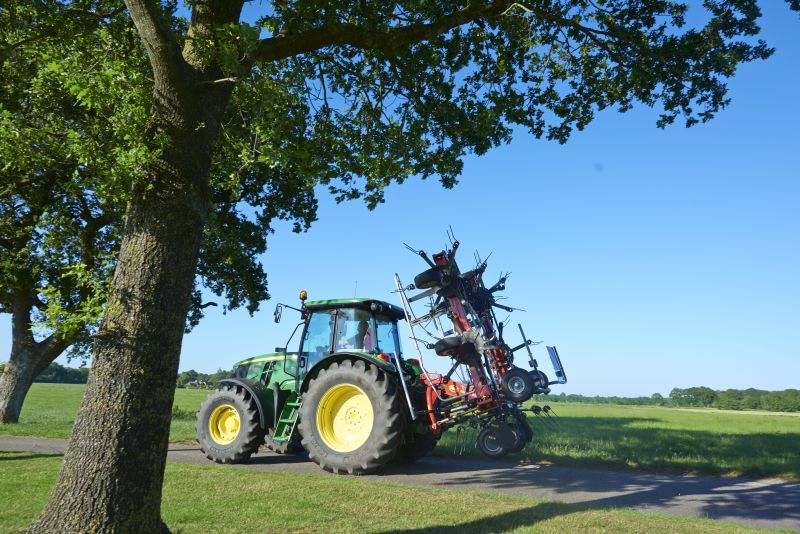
[439, 416, 800, 479]
[379, 502, 581, 533]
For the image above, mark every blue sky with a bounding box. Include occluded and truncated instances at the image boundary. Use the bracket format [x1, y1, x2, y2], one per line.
[2, 3, 798, 397]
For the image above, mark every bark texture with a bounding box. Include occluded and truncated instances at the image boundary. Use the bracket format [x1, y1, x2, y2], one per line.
[28, 2, 241, 530]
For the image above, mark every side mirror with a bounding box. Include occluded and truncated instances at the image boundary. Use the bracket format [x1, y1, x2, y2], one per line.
[274, 304, 283, 323]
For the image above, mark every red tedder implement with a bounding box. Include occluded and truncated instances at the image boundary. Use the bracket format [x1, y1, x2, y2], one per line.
[395, 231, 567, 456]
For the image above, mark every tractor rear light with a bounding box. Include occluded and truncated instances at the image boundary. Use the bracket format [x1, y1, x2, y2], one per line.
[378, 353, 392, 363]
[408, 358, 420, 366]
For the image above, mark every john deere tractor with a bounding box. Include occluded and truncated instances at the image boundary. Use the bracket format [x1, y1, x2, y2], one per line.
[196, 238, 566, 474]
[196, 292, 433, 474]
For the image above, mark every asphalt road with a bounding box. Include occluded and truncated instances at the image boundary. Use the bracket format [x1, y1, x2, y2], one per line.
[2, 435, 799, 531]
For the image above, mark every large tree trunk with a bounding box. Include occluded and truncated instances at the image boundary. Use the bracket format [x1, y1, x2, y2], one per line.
[28, 1, 242, 529]
[0, 285, 66, 423]
[28, 74, 234, 533]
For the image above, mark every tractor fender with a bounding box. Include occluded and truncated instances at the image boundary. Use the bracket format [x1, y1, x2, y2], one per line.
[219, 378, 275, 430]
[300, 352, 397, 393]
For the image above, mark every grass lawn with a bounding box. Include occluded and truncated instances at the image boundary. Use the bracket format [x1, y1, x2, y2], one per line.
[3, 384, 799, 479]
[0, 383, 208, 442]
[483, 403, 800, 479]
[0, 451, 777, 534]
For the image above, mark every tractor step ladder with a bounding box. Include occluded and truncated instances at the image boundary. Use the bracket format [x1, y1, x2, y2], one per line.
[272, 392, 301, 442]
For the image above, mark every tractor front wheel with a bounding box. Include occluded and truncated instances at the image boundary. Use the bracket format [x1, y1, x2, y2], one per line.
[196, 385, 263, 463]
[298, 359, 403, 474]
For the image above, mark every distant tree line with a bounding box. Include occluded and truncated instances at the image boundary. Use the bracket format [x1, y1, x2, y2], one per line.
[35, 363, 90, 384]
[540, 386, 800, 413]
[540, 392, 663, 407]
[4, 361, 796, 412]
[670, 387, 800, 412]
[0, 362, 231, 389]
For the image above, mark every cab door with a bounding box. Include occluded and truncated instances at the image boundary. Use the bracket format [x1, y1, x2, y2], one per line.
[296, 310, 336, 384]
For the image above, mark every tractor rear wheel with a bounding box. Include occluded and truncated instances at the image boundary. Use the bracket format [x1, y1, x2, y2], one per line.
[298, 359, 403, 474]
[196, 385, 263, 463]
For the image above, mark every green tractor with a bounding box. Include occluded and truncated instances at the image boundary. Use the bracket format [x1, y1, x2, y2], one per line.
[196, 240, 567, 474]
[196, 292, 433, 474]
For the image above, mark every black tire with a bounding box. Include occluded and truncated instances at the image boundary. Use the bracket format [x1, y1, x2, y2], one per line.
[514, 414, 534, 442]
[506, 419, 532, 453]
[196, 385, 263, 463]
[264, 428, 304, 454]
[530, 369, 551, 394]
[298, 359, 404, 474]
[414, 268, 443, 289]
[395, 431, 440, 463]
[501, 367, 535, 403]
[434, 335, 465, 357]
[477, 426, 508, 458]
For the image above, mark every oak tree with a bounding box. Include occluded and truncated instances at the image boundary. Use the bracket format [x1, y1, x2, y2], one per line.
[26, 1, 778, 531]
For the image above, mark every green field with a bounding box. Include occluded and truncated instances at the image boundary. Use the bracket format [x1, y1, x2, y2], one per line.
[2, 384, 799, 479]
[0, 451, 774, 534]
[444, 402, 800, 479]
[0, 383, 208, 442]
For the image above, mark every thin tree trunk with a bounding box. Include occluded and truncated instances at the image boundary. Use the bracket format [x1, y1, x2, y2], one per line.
[0, 346, 65, 423]
[0, 289, 36, 423]
[0, 351, 39, 423]
[0, 283, 65, 423]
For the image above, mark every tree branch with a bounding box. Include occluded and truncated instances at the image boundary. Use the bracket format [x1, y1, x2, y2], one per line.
[248, 1, 510, 65]
[35, 333, 71, 373]
[64, 6, 127, 21]
[123, 0, 185, 83]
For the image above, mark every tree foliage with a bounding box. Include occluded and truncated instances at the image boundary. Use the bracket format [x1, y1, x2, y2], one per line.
[669, 386, 718, 407]
[0, 2, 145, 356]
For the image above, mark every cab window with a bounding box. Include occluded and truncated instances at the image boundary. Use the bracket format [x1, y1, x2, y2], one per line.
[302, 311, 335, 369]
[334, 308, 373, 352]
[375, 316, 400, 358]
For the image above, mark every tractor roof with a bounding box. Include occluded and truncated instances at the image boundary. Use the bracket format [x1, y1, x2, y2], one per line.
[304, 298, 406, 320]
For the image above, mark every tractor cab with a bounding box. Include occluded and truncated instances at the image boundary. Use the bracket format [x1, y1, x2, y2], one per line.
[298, 298, 406, 378]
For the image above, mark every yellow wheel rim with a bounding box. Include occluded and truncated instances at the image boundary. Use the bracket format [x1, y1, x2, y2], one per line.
[208, 404, 240, 445]
[316, 383, 374, 453]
